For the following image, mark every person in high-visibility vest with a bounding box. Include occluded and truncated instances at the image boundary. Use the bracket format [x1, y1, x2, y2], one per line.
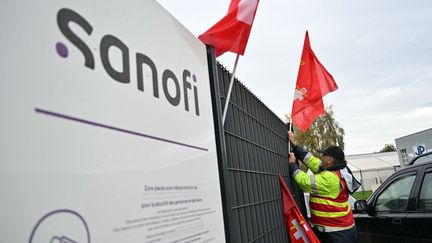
[288, 131, 360, 243]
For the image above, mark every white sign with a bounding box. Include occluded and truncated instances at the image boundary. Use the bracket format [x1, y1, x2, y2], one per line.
[0, 0, 226, 242]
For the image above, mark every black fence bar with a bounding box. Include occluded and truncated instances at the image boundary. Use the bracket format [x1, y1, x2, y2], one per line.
[213, 62, 307, 242]
[227, 167, 289, 177]
[225, 131, 286, 157]
[206, 47, 233, 243]
[232, 198, 281, 210]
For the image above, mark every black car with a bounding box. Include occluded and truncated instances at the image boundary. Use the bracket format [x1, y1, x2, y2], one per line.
[354, 152, 432, 243]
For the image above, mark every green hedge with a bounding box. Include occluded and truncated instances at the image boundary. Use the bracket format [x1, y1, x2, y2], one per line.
[352, 190, 373, 200]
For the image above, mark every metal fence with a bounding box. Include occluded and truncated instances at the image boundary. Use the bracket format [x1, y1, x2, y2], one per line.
[208, 49, 307, 242]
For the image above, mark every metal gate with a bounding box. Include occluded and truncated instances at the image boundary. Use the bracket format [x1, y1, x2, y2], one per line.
[206, 47, 307, 243]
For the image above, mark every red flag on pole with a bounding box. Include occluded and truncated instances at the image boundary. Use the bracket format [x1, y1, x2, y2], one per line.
[198, 0, 259, 57]
[278, 176, 320, 243]
[291, 31, 338, 132]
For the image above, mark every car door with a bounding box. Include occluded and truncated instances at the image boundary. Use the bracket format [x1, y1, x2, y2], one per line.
[404, 165, 432, 242]
[356, 170, 418, 243]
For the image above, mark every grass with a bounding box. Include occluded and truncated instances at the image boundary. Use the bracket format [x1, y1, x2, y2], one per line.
[352, 190, 373, 200]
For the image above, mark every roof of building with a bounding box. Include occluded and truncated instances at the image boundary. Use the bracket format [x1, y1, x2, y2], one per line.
[346, 151, 400, 172]
[395, 127, 432, 141]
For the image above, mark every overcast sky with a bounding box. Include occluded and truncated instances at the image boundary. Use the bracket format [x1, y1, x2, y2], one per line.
[157, 0, 432, 155]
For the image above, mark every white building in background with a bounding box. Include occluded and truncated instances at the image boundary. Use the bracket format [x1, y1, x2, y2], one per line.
[395, 128, 432, 167]
[346, 152, 400, 192]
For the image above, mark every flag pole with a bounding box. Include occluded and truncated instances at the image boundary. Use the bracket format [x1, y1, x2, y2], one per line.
[325, 111, 343, 147]
[222, 53, 240, 125]
[289, 117, 293, 132]
[288, 116, 293, 152]
[288, 97, 307, 172]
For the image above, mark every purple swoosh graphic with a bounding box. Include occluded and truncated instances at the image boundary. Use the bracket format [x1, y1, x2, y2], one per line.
[35, 108, 208, 151]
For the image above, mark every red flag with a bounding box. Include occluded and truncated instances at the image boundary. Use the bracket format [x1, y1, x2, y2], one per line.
[291, 31, 338, 132]
[198, 0, 259, 57]
[278, 176, 320, 243]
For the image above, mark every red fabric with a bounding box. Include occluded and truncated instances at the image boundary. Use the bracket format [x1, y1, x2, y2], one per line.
[291, 31, 338, 132]
[310, 213, 354, 227]
[310, 202, 349, 213]
[279, 176, 320, 243]
[309, 171, 355, 227]
[198, 0, 259, 57]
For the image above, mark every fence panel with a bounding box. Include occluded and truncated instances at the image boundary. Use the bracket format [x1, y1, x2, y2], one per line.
[216, 63, 306, 243]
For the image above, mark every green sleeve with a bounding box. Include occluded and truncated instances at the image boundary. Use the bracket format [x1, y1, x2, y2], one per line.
[293, 170, 341, 199]
[300, 153, 321, 174]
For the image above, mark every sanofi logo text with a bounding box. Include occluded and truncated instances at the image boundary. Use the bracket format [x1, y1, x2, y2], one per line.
[56, 8, 200, 116]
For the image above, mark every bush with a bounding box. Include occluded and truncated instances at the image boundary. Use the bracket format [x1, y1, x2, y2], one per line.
[353, 190, 373, 200]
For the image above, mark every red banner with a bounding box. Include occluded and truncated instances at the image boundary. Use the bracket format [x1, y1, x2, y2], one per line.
[291, 31, 338, 132]
[198, 0, 259, 56]
[278, 175, 320, 243]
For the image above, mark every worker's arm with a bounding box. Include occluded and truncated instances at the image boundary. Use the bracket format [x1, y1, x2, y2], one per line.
[288, 153, 340, 198]
[288, 131, 321, 173]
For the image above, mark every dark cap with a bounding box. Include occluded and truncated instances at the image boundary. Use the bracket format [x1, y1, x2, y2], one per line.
[318, 146, 345, 163]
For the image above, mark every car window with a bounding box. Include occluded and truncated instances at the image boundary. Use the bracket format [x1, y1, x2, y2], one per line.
[418, 172, 432, 210]
[375, 174, 416, 212]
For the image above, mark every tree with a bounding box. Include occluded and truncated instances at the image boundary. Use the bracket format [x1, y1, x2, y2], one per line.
[287, 105, 345, 155]
[379, 144, 396, 152]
